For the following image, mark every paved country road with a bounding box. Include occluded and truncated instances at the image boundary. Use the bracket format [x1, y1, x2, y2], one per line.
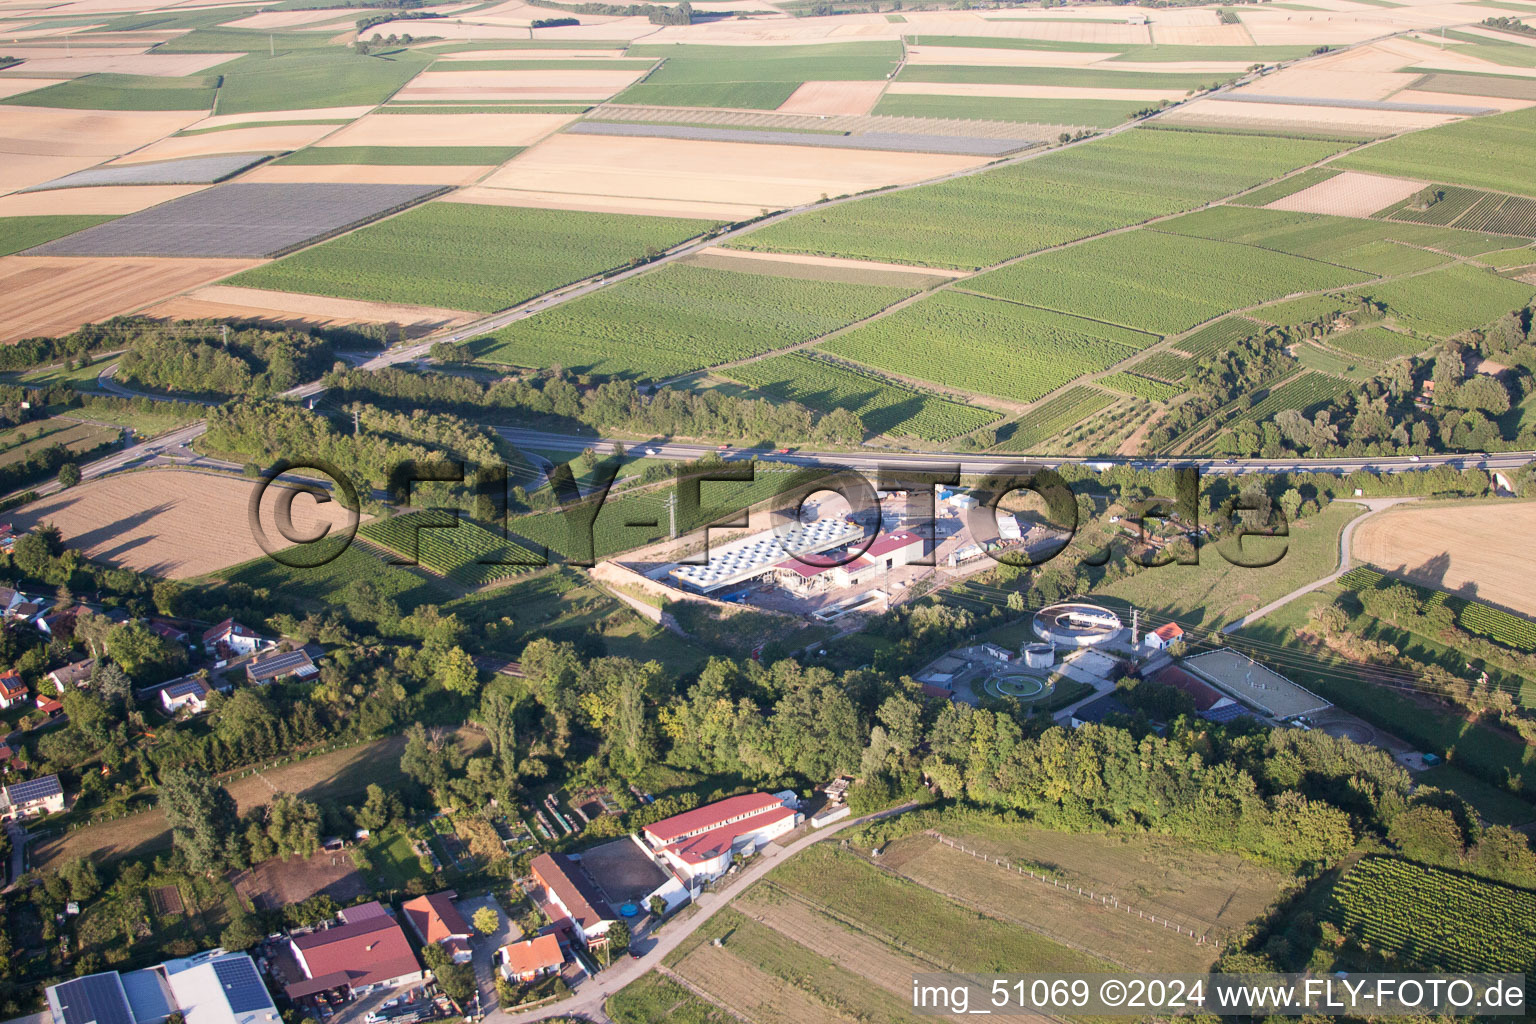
[490, 802, 918, 1024]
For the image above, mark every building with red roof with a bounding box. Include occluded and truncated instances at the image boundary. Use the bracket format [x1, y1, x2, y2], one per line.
[530, 853, 616, 946]
[499, 934, 563, 983]
[641, 793, 800, 886]
[1149, 665, 1225, 713]
[402, 891, 472, 963]
[0, 670, 26, 711]
[1144, 621, 1185, 651]
[284, 903, 422, 1000]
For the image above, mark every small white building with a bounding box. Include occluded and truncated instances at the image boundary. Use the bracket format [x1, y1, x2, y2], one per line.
[0, 773, 65, 821]
[1144, 622, 1184, 651]
[202, 619, 266, 657]
[0, 670, 26, 711]
[161, 678, 211, 716]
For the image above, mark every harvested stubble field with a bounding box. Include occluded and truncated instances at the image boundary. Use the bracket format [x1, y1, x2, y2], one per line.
[777, 79, 887, 115]
[1351, 501, 1536, 618]
[721, 352, 999, 441]
[229, 201, 716, 313]
[0, 255, 259, 343]
[315, 110, 575, 147]
[968, 228, 1369, 336]
[142, 284, 477, 339]
[393, 67, 646, 101]
[105, 125, 335, 164]
[1266, 169, 1427, 216]
[821, 290, 1153, 404]
[476, 264, 919, 380]
[730, 128, 1345, 269]
[476, 132, 990, 213]
[8, 469, 362, 579]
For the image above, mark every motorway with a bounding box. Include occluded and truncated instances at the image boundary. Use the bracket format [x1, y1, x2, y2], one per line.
[491, 426, 1535, 478]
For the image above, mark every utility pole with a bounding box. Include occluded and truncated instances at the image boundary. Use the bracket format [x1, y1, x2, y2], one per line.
[665, 491, 678, 539]
[269, 33, 275, 57]
[353, 408, 360, 435]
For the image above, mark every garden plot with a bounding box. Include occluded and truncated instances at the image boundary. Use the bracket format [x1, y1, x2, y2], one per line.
[106, 123, 339, 164]
[0, 184, 204, 216]
[26, 152, 268, 190]
[477, 132, 989, 212]
[776, 80, 887, 115]
[315, 111, 575, 148]
[0, 254, 257, 342]
[1265, 170, 1427, 216]
[26, 182, 446, 258]
[143, 284, 478, 339]
[392, 68, 645, 101]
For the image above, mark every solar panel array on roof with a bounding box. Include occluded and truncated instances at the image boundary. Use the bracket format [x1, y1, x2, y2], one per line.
[6, 773, 62, 804]
[50, 974, 135, 1024]
[669, 518, 865, 592]
[1200, 703, 1255, 724]
[247, 650, 313, 680]
[211, 956, 273, 1014]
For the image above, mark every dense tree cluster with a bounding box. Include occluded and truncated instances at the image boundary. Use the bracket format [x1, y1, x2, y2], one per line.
[117, 325, 340, 399]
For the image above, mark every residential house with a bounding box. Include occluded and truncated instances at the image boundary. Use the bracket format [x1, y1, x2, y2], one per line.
[640, 792, 801, 887]
[0, 587, 26, 617]
[0, 743, 23, 774]
[0, 669, 26, 710]
[529, 853, 617, 946]
[499, 935, 563, 983]
[38, 605, 79, 637]
[1069, 694, 1132, 729]
[245, 649, 318, 685]
[284, 902, 423, 1001]
[161, 678, 211, 716]
[147, 621, 190, 646]
[402, 891, 473, 963]
[36, 694, 62, 716]
[48, 659, 95, 694]
[202, 620, 266, 658]
[0, 773, 65, 821]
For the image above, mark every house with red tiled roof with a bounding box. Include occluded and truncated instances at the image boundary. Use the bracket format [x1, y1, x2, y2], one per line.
[529, 853, 616, 946]
[0, 670, 26, 711]
[202, 619, 267, 658]
[284, 902, 422, 1000]
[499, 934, 563, 983]
[402, 891, 472, 964]
[1144, 621, 1184, 652]
[641, 792, 800, 887]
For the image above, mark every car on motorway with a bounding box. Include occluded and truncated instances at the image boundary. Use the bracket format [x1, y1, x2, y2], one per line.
[717, 443, 730, 450]
[1409, 454, 1421, 461]
[776, 448, 792, 455]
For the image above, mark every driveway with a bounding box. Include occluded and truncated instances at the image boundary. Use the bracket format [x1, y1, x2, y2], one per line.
[458, 894, 515, 1014]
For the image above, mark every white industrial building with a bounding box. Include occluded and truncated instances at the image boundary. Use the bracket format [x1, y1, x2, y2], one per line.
[640, 792, 801, 886]
[46, 951, 277, 1024]
[668, 518, 864, 594]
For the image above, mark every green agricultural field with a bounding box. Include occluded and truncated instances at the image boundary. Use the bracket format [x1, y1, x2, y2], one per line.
[893, 63, 1221, 91]
[1324, 856, 1536, 973]
[175, 117, 353, 136]
[1416, 764, 1536, 827]
[1324, 326, 1428, 361]
[153, 26, 339, 51]
[872, 92, 1153, 129]
[730, 128, 1344, 269]
[215, 543, 455, 610]
[1387, 186, 1536, 237]
[615, 41, 901, 108]
[1129, 350, 1197, 382]
[967, 229, 1368, 336]
[766, 844, 1117, 974]
[1294, 343, 1377, 380]
[1334, 105, 1536, 197]
[1337, 565, 1536, 653]
[901, 35, 1315, 63]
[1156, 205, 1522, 270]
[276, 145, 522, 165]
[1174, 315, 1270, 358]
[1479, 245, 1536, 268]
[1229, 371, 1352, 427]
[473, 265, 917, 381]
[1230, 167, 1340, 206]
[1355, 263, 1535, 337]
[229, 203, 717, 314]
[214, 50, 434, 114]
[431, 59, 657, 71]
[820, 290, 1152, 404]
[0, 419, 120, 469]
[608, 974, 734, 1024]
[4, 73, 219, 110]
[360, 511, 542, 587]
[0, 216, 117, 258]
[991, 386, 1118, 452]
[720, 352, 999, 442]
[1098, 371, 1183, 401]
